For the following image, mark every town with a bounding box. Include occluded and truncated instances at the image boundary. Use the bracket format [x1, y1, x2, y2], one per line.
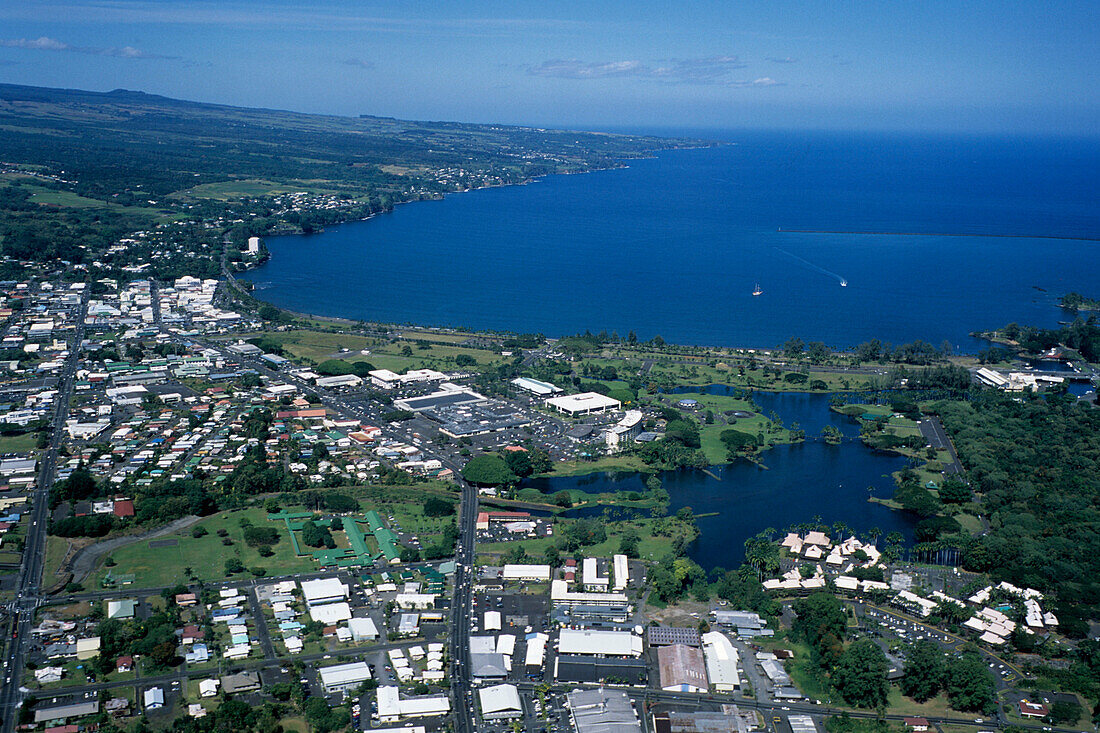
[0, 252, 1093, 733]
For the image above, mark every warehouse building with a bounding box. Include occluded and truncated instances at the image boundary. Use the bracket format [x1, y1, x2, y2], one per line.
[320, 662, 372, 695]
[566, 688, 642, 733]
[301, 578, 349, 606]
[558, 629, 642, 657]
[657, 644, 709, 693]
[545, 392, 622, 416]
[701, 631, 740, 690]
[376, 685, 450, 722]
[511, 377, 562, 396]
[478, 684, 524, 720]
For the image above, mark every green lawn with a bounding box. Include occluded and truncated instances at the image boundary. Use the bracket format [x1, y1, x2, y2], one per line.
[477, 515, 689, 562]
[0, 432, 38, 453]
[177, 179, 341, 200]
[539, 454, 654, 478]
[42, 535, 69, 588]
[93, 507, 317, 587]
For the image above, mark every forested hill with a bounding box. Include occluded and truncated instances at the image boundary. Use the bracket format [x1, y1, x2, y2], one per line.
[0, 83, 702, 199]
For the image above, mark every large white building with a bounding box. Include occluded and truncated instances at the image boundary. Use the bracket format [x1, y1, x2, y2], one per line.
[301, 578, 349, 606]
[701, 631, 740, 691]
[479, 684, 523, 720]
[545, 392, 622, 416]
[376, 686, 451, 722]
[319, 662, 372, 694]
[511, 377, 562, 396]
[502, 564, 552, 582]
[557, 629, 642, 657]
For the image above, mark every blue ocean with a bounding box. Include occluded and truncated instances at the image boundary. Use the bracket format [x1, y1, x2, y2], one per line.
[245, 130, 1100, 350]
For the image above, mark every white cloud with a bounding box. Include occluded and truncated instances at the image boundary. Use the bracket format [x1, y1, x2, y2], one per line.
[343, 57, 374, 69]
[0, 35, 174, 59]
[528, 55, 751, 85]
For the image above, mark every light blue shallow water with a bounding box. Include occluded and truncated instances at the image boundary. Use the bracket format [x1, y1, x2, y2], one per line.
[245, 129, 1100, 349]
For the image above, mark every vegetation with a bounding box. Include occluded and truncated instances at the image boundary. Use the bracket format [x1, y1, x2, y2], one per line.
[932, 391, 1100, 630]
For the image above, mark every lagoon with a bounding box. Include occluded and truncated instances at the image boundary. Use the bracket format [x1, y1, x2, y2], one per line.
[522, 391, 915, 570]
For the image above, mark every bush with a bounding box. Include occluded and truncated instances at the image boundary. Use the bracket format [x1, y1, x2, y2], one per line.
[242, 525, 280, 548]
[322, 492, 358, 513]
[224, 558, 245, 574]
[191, 526, 208, 538]
[423, 497, 456, 517]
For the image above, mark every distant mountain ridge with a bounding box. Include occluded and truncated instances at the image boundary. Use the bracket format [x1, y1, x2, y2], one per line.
[0, 82, 703, 200]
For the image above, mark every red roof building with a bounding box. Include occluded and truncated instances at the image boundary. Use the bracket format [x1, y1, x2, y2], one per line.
[112, 499, 135, 518]
[116, 655, 133, 672]
[1019, 700, 1049, 718]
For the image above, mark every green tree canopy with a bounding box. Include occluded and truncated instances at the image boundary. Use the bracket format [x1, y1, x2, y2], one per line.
[461, 454, 517, 486]
[832, 639, 889, 709]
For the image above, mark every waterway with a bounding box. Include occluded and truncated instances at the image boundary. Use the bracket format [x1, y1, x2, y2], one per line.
[522, 391, 916, 570]
[245, 129, 1100, 350]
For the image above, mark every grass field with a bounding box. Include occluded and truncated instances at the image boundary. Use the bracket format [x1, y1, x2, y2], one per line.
[93, 506, 316, 587]
[0, 432, 39, 454]
[477, 515, 690, 561]
[232, 328, 503, 373]
[176, 179, 341, 200]
[42, 535, 69, 585]
[539, 454, 653, 478]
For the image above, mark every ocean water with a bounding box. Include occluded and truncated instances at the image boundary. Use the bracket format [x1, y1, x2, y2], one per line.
[245, 130, 1100, 349]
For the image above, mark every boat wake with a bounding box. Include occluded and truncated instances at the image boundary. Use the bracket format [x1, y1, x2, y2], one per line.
[774, 247, 849, 288]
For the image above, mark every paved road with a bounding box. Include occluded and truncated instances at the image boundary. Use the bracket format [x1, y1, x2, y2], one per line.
[64, 515, 204, 585]
[918, 416, 962, 475]
[0, 290, 88, 733]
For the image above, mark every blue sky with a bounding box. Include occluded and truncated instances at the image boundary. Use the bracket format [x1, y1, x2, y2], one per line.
[0, 1, 1097, 134]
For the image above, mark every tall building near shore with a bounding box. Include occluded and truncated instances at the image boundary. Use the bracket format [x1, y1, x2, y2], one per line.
[246, 236, 261, 254]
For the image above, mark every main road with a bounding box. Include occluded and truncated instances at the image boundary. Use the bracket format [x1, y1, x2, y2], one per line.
[0, 289, 88, 733]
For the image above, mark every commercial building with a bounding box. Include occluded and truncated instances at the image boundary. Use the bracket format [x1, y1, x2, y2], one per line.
[647, 626, 701, 648]
[319, 662, 372, 694]
[657, 644, 709, 693]
[511, 377, 562, 396]
[502, 564, 552, 582]
[605, 410, 644, 450]
[309, 602, 352, 625]
[376, 685, 451, 722]
[34, 701, 100, 724]
[478, 684, 524, 720]
[554, 651, 646, 682]
[566, 688, 642, 733]
[545, 392, 622, 416]
[558, 629, 642, 657]
[701, 631, 740, 691]
[583, 557, 610, 591]
[348, 616, 379, 642]
[789, 715, 818, 733]
[301, 578, 349, 606]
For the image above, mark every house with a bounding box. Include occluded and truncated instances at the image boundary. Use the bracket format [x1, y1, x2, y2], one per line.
[116, 655, 133, 673]
[144, 686, 165, 710]
[1019, 700, 1049, 718]
[175, 592, 198, 607]
[904, 718, 930, 732]
[105, 698, 129, 716]
[221, 671, 261, 694]
[34, 666, 64, 683]
[199, 678, 220, 697]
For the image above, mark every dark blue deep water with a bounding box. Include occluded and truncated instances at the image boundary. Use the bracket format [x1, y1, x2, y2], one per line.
[521, 391, 914, 570]
[246, 130, 1100, 350]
